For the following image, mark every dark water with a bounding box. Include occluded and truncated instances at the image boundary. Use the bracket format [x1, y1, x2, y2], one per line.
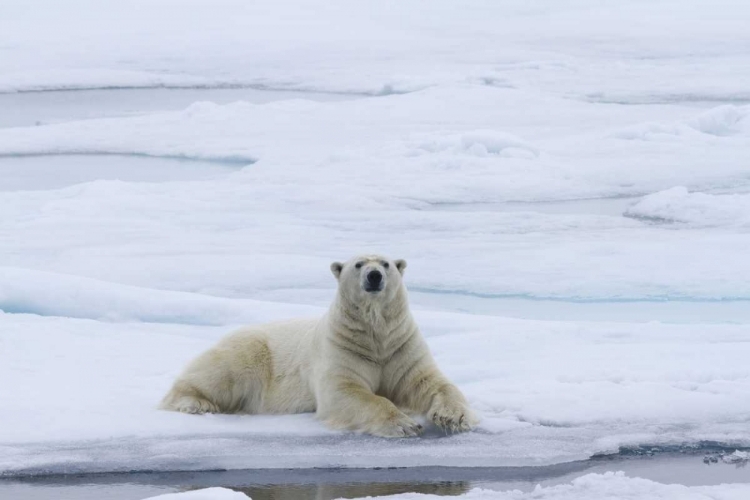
[2, 452, 748, 500]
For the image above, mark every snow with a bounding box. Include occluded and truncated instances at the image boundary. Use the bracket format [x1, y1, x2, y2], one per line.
[2, 307, 750, 475]
[144, 488, 249, 500]
[0, 267, 319, 324]
[3, 0, 750, 100]
[721, 450, 750, 464]
[626, 187, 750, 227]
[142, 474, 750, 500]
[2, 0, 750, 479]
[612, 105, 750, 140]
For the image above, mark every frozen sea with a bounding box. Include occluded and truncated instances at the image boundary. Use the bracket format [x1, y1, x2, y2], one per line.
[1, 1, 750, 498]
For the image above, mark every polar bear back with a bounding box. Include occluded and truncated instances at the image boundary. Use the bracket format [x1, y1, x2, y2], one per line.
[239, 317, 321, 412]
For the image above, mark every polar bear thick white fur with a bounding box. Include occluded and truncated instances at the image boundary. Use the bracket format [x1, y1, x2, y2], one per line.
[160, 254, 477, 437]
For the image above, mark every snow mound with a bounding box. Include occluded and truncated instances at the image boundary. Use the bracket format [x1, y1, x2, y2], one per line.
[0, 267, 319, 325]
[625, 187, 750, 226]
[144, 488, 248, 500]
[415, 130, 539, 159]
[722, 450, 750, 464]
[688, 105, 750, 137]
[611, 122, 696, 141]
[143, 473, 750, 500]
[612, 105, 750, 140]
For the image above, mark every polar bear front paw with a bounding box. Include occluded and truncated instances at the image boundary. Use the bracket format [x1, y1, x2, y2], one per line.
[430, 400, 477, 434]
[372, 413, 424, 438]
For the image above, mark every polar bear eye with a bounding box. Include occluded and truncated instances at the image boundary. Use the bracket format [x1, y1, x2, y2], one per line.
[355, 262, 364, 269]
[382, 262, 389, 269]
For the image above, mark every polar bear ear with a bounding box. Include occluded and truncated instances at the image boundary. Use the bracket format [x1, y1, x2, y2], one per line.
[330, 262, 344, 280]
[395, 259, 407, 275]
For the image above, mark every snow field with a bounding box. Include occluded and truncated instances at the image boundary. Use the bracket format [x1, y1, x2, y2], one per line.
[2, 0, 750, 480]
[2, 304, 749, 474]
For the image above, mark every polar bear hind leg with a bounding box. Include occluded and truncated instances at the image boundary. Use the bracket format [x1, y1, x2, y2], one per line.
[161, 381, 221, 414]
[160, 335, 273, 414]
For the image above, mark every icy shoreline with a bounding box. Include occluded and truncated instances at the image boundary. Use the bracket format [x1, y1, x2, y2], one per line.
[2, 308, 750, 476]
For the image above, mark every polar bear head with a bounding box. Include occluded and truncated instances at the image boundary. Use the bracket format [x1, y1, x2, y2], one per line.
[330, 255, 407, 303]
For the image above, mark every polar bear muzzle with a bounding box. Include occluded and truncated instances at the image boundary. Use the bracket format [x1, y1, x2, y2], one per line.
[364, 269, 383, 293]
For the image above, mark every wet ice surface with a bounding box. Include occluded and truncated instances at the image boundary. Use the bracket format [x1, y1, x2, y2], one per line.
[582, 93, 750, 107]
[421, 197, 639, 217]
[405, 292, 750, 324]
[0, 87, 356, 128]
[0, 154, 246, 191]
[2, 453, 749, 500]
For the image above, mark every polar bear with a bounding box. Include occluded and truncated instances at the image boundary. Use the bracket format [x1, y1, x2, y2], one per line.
[160, 255, 477, 437]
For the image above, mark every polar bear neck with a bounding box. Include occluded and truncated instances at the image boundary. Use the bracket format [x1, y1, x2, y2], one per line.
[331, 286, 411, 340]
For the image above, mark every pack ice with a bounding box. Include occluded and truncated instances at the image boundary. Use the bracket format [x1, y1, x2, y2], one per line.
[1, 0, 750, 477]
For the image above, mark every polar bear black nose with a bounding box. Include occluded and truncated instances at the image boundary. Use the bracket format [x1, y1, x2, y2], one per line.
[367, 270, 383, 286]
